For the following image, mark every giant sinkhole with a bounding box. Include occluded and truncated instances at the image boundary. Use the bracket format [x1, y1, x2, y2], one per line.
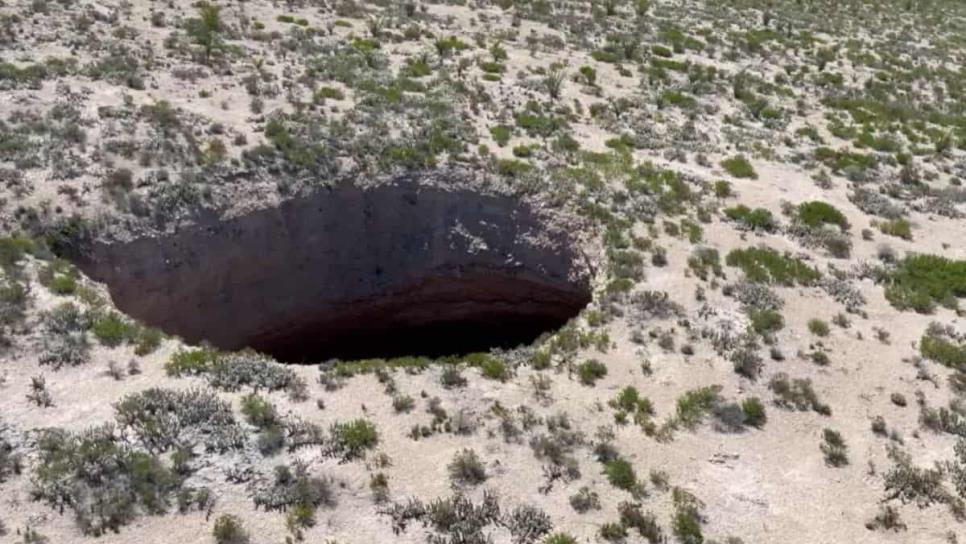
[75, 179, 593, 363]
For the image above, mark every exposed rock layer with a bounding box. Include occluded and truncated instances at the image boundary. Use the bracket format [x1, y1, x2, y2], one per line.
[75, 176, 592, 362]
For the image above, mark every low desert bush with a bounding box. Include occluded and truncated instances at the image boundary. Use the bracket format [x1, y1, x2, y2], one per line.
[723, 205, 775, 231]
[721, 155, 757, 179]
[576, 359, 608, 385]
[448, 448, 487, 486]
[213, 514, 249, 544]
[725, 247, 820, 285]
[32, 425, 181, 536]
[797, 201, 849, 230]
[326, 419, 378, 461]
[769, 373, 831, 415]
[820, 428, 849, 467]
[603, 457, 637, 491]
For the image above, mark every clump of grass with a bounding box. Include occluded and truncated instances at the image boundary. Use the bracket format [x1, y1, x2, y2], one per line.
[213, 514, 249, 544]
[489, 125, 512, 147]
[687, 247, 722, 281]
[674, 386, 722, 429]
[448, 448, 487, 487]
[671, 488, 705, 544]
[769, 373, 830, 415]
[603, 457, 637, 491]
[807, 318, 830, 337]
[723, 205, 775, 231]
[326, 419, 378, 461]
[576, 359, 607, 385]
[470, 353, 511, 381]
[165, 347, 221, 375]
[720, 155, 758, 179]
[920, 325, 966, 370]
[91, 312, 138, 347]
[313, 86, 344, 101]
[713, 180, 732, 198]
[820, 428, 849, 467]
[725, 247, 820, 285]
[543, 533, 577, 544]
[32, 425, 183, 536]
[609, 386, 655, 428]
[749, 308, 784, 335]
[883, 254, 966, 313]
[797, 201, 849, 230]
[740, 397, 767, 427]
[37, 259, 79, 295]
[878, 218, 912, 240]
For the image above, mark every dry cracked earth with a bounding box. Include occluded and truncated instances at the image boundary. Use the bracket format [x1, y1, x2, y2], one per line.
[2, 0, 966, 543]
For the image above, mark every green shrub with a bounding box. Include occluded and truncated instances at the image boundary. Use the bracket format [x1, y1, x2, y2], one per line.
[672, 511, 703, 544]
[328, 419, 378, 460]
[576, 359, 607, 385]
[740, 397, 767, 427]
[477, 356, 511, 381]
[91, 312, 136, 347]
[134, 327, 163, 355]
[38, 259, 79, 295]
[115, 388, 244, 453]
[610, 386, 654, 426]
[489, 125, 512, 146]
[240, 393, 277, 428]
[313, 86, 344, 101]
[165, 348, 220, 376]
[496, 158, 531, 177]
[884, 254, 966, 313]
[797, 201, 850, 230]
[920, 332, 966, 369]
[687, 247, 721, 280]
[675, 386, 722, 429]
[32, 425, 181, 536]
[723, 205, 775, 231]
[720, 155, 758, 179]
[651, 44, 673, 57]
[569, 487, 600, 513]
[713, 180, 732, 198]
[591, 50, 620, 63]
[599, 522, 627, 541]
[512, 144, 532, 158]
[749, 308, 784, 334]
[618, 502, 664, 541]
[671, 488, 704, 544]
[878, 218, 912, 240]
[603, 457, 637, 491]
[725, 247, 820, 285]
[820, 428, 848, 467]
[448, 448, 487, 486]
[478, 61, 505, 74]
[658, 90, 697, 109]
[213, 514, 249, 544]
[769, 373, 831, 415]
[543, 532, 577, 544]
[807, 318, 830, 337]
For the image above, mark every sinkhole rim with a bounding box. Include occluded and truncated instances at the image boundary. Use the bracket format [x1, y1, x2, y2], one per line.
[72, 178, 595, 364]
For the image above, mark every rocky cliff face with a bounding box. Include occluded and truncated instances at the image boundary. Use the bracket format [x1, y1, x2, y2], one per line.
[75, 175, 593, 362]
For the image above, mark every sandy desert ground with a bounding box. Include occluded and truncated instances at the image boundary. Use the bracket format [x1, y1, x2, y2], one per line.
[2, 0, 966, 543]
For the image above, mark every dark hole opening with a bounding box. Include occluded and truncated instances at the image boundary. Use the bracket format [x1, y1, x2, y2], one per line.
[250, 313, 573, 363]
[71, 182, 593, 365]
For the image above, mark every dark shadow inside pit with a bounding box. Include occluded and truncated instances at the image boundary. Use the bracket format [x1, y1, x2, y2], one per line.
[259, 313, 571, 363]
[74, 178, 592, 363]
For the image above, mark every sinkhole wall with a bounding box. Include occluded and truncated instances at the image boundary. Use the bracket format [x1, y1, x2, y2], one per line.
[75, 177, 593, 362]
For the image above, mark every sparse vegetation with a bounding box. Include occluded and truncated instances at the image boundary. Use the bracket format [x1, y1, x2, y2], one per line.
[4, 0, 966, 540]
[720, 155, 757, 179]
[726, 247, 820, 285]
